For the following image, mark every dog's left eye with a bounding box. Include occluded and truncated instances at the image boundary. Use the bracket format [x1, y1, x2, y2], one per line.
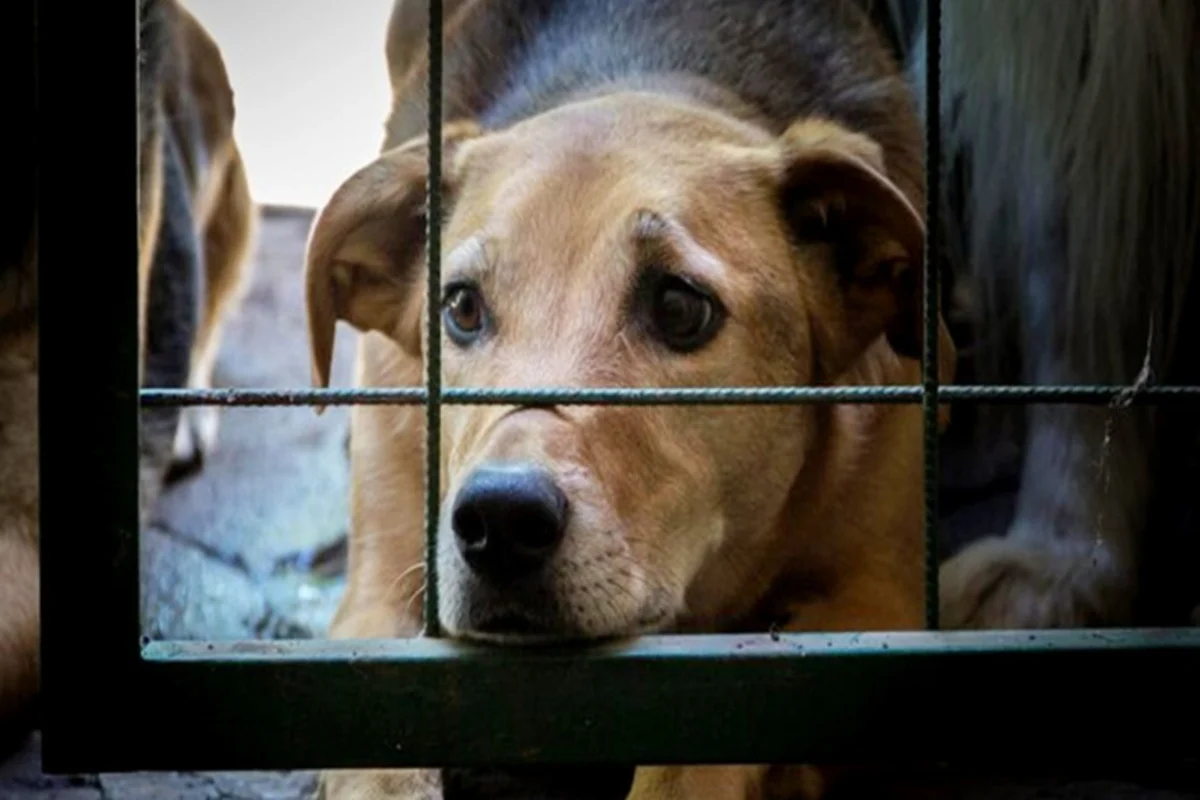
[442, 284, 488, 345]
[649, 275, 723, 352]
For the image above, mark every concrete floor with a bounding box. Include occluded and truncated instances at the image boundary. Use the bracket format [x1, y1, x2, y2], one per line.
[138, 206, 358, 645]
[1, 207, 1196, 800]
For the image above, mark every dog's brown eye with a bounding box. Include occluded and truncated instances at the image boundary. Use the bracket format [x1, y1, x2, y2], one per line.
[650, 276, 722, 352]
[442, 284, 488, 344]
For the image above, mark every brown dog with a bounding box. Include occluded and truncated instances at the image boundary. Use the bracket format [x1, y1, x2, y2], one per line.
[306, 1, 953, 798]
[0, 0, 255, 749]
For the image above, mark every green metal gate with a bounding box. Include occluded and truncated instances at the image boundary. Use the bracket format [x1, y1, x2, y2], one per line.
[37, 0, 1200, 777]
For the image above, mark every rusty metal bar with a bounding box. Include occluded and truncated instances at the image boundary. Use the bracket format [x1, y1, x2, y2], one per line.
[921, 0, 942, 630]
[139, 384, 1200, 407]
[423, 0, 445, 637]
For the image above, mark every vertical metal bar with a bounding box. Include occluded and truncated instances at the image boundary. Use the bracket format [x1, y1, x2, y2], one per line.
[922, 0, 942, 631]
[39, 0, 145, 768]
[424, 0, 445, 636]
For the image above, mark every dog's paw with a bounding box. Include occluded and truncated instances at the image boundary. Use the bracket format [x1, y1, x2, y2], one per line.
[167, 406, 220, 482]
[319, 769, 442, 800]
[939, 535, 1131, 630]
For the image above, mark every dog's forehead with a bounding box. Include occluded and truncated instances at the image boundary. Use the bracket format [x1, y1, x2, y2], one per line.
[455, 95, 775, 206]
[446, 94, 783, 276]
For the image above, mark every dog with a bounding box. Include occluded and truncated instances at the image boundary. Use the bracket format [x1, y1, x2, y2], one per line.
[137, 0, 259, 497]
[868, 0, 1200, 631]
[0, 0, 256, 751]
[305, 1, 955, 797]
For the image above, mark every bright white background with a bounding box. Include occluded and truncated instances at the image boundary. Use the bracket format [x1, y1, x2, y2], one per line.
[185, 0, 395, 209]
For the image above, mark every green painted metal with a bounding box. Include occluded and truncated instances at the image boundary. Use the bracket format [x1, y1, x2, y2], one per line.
[43, 630, 1200, 773]
[140, 384, 1200, 408]
[36, 0, 1200, 780]
[423, 0, 446, 638]
[920, 0, 942, 631]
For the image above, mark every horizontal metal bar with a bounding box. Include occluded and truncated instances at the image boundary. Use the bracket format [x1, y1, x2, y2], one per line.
[43, 629, 1200, 774]
[139, 384, 1200, 408]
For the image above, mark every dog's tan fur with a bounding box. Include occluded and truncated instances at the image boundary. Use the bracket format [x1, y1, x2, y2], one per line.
[0, 0, 255, 744]
[308, 2, 953, 798]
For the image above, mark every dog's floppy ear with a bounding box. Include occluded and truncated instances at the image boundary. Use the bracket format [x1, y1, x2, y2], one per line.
[304, 120, 483, 393]
[778, 119, 925, 375]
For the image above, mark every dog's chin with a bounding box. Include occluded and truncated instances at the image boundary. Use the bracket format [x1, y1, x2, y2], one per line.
[447, 610, 675, 646]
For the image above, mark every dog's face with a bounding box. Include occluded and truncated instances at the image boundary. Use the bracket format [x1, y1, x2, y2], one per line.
[306, 94, 924, 642]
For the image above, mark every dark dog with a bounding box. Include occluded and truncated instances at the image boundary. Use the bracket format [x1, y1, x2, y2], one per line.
[873, 0, 1200, 630]
[0, 0, 256, 751]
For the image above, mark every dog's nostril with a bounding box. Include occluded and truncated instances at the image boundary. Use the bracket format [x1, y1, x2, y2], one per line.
[451, 463, 569, 579]
[454, 506, 489, 548]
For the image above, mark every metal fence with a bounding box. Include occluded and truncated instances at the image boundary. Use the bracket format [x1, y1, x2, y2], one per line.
[38, 0, 1200, 778]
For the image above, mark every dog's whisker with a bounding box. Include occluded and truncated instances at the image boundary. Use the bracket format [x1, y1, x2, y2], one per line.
[403, 581, 427, 620]
[383, 561, 427, 603]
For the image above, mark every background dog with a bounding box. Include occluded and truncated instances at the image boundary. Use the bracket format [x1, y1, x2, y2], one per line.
[138, 0, 259, 500]
[0, 0, 256, 754]
[871, 0, 1200, 630]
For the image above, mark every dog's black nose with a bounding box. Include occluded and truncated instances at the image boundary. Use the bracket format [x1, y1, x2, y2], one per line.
[452, 463, 569, 580]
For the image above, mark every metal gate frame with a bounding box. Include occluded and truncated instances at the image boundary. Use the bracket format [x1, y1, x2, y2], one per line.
[36, 0, 1200, 777]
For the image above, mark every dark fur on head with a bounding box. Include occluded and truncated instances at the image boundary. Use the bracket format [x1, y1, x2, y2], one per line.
[880, 0, 1200, 626]
[385, 0, 925, 211]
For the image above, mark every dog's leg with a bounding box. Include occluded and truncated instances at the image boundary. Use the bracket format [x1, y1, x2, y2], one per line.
[137, 0, 174, 382]
[142, 120, 202, 493]
[171, 146, 256, 472]
[138, 117, 166, 384]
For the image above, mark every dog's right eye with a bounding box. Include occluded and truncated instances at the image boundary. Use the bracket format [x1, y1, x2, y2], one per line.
[442, 284, 488, 345]
[645, 273, 725, 353]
